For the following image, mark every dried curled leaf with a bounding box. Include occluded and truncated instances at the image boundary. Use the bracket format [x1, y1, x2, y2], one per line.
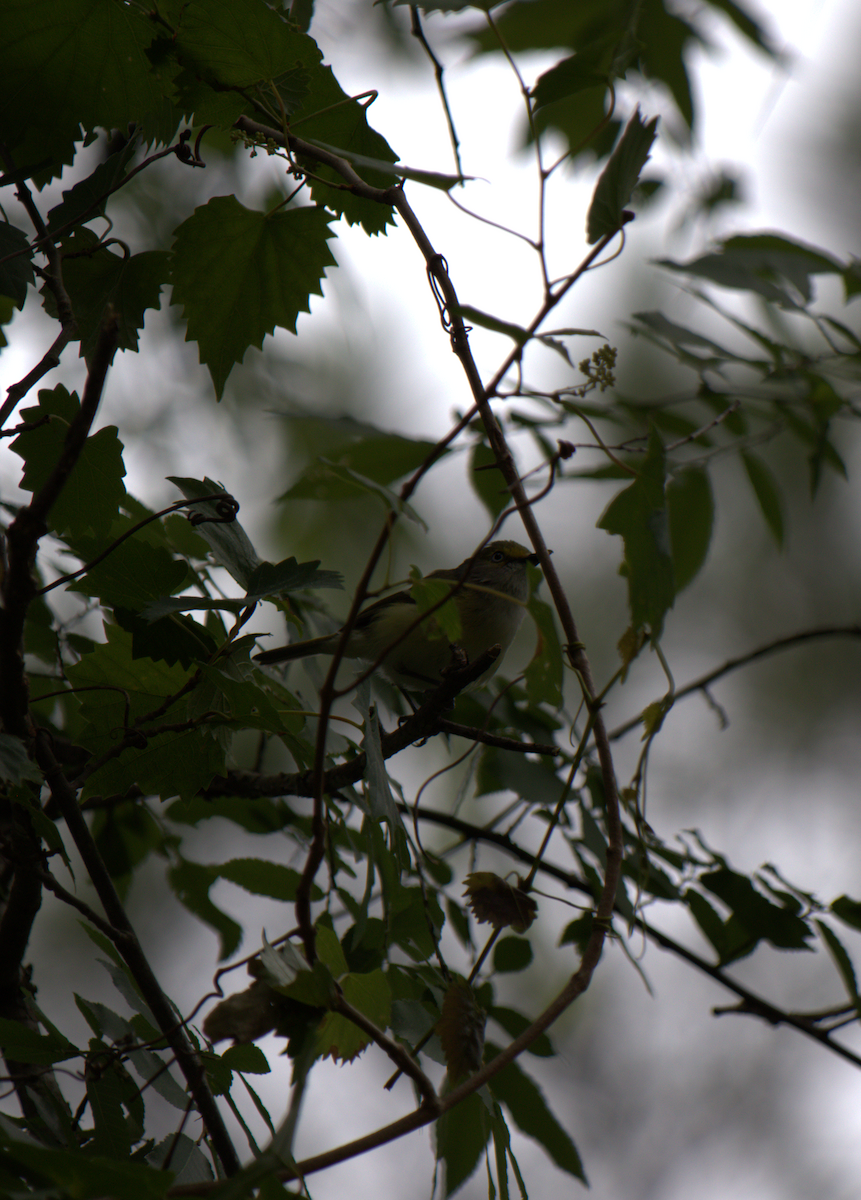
[203, 979, 280, 1045]
[436, 978, 486, 1082]
[463, 871, 538, 933]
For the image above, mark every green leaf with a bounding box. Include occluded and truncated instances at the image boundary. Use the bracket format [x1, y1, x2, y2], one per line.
[630, 310, 757, 369]
[0, 1137, 171, 1200]
[190, 665, 287, 734]
[91, 800, 166, 900]
[86, 1054, 135, 1158]
[741, 451, 784, 547]
[700, 868, 813, 962]
[831, 895, 861, 932]
[0, 293, 16, 348]
[278, 415, 446, 491]
[533, 40, 617, 109]
[58, 240, 169, 363]
[637, 0, 699, 129]
[0, 221, 35, 306]
[166, 792, 296, 835]
[487, 1045, 586, 1181]
[360, 697, 402, 828]
[658, 233, 845, 309]
[282, 436, 440, 510]
[559, 912, 595, 954]
[286, 458, 428, 524]
[523, 592, 564, 708]
[597, 426, 675, 634]
[435, 1088, 489, 1198]
[469, 440, 509, 520]
[490, 1100, 513, 1200]
[174, 0, 320, 88]
[0, 1017, 77, 1066]
[216, 858, 309, 902]
[168, 477, 261, 588]
[115, 608, 219, 669]
[316, 969, 391, 1062]
[168, 859, 244, 960]
[455, 305, 530, 346]
[492, 936, 533, 974]
[0, 734, 42, 784]
[45, 141, 137, 236]
[221, 1043, 271, 1075]
[535, 87, 617, 162]
[67, 623, 225, 802]
[314, 923, 350, 979]
[258, 934, 310, 990]
[147, 1134, 214, 1183]
[586, 106, 658, 243]
[7, 784, 70, 867]
[170, 198, 336, 398]
[72, 535, 189, 610]
[290, 63, 399, 233]
[12, 385, 127, 541]
[704, 0, 778, 56]
[814, 920, 860, 1006]
[0, 0, 173, 175]
[79, 924, 156, 1026]
[667, 467, 714, 591]
[490, 1006, 554, 1057]
[477, 751, 562, 807]
[126, 1045, 190, 1111]
[684, 888, 728, 958]
[389, 885, 444, 961]
[246, 557, 344, 598]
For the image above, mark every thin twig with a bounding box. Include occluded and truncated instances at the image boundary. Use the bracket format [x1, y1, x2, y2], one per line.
[436, 720, 559, 755]
[410, 8, 463, 181]
[608, 626, 861, 742]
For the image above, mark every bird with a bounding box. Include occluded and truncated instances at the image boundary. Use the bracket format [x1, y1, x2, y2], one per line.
[254, 540, 540, 691]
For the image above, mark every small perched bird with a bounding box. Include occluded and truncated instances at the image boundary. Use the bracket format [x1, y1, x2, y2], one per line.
[254, 540, 540, 690]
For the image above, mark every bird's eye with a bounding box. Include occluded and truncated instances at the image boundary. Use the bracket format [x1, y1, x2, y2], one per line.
[490, 550, 506, 563]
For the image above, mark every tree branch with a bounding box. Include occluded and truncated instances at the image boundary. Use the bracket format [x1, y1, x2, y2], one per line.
[331, 992, 439, 1110]
[608, 625, 861, 741]
[2, 314, 119, 732]
[409, 804, 861, 1072]
[0, 143, 78, 428]
[0, 316, 118, 1128]
[208, 648, 529, 803]
[34, 732, 241, 1176]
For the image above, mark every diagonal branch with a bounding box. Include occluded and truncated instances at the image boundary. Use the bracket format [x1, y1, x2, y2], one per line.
[332, 992, 439, 1110]
[410, 804, 861, 1073]
[1, 315, 119, 735]
[0, 143, 79, 427]
[608, 625, 861, 741]
[34, 732, 241, 1176]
